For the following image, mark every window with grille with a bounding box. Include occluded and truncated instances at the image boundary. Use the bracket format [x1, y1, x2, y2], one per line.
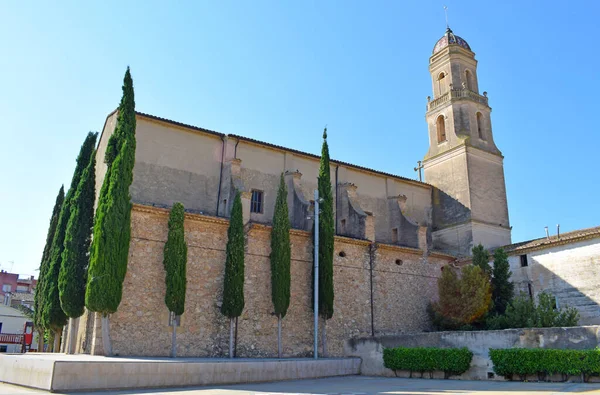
[251, 190, 263, 213]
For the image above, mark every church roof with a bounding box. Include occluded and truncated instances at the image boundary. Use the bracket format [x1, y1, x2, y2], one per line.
[500, 225, 600, 254]
[433, 28, 471, 54]
[127, 110, 430, 189]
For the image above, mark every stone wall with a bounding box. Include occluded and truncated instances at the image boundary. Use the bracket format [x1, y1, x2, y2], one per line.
[344, 326, 600, 381]
[77, 204, 453, 357]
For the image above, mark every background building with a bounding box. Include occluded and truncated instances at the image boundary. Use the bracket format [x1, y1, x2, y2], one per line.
[0, 271, 37, 309]
[0, 305, 35, 353]
[504, 226, 600, 325]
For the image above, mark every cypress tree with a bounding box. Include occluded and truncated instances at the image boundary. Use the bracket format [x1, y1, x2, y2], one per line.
[472, 243, 491, 277]
[43, 132, 97, 351]
[221, 191, 245, 358]
[270, 173, 291, 358]
[85, 67, 136, 356]
[491, 248, 514, 315]
[58, 138, 97, 354]
[34, 186, 64, 351]
[317, 128, 335, 356]
[163, 202, 187, 358]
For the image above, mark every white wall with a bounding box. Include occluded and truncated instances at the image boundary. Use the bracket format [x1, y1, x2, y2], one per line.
[0, 305, 29, 353]
[509, 237, 600, 325]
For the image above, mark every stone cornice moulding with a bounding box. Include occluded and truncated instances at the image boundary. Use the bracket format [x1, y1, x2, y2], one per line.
[132, 204, 230, 225]
[132, 204, 457, 260]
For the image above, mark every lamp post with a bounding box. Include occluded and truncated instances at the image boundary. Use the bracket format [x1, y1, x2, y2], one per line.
[313, 189, 319, 360]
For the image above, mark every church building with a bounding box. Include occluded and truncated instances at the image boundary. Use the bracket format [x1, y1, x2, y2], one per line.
[76, 28, 512, 357]
[97, 28, 510, 258]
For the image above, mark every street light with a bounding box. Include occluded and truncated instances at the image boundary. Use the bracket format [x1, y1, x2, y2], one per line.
[308, 190, 324, 360]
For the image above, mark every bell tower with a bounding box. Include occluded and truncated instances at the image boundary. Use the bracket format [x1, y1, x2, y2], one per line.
[423, 28, 511, 255]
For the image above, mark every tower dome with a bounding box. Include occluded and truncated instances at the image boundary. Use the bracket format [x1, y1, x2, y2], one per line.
[433, 28, 471, 54]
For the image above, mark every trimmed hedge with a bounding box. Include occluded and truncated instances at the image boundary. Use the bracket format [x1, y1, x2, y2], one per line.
[383, 347, 473, 378]
[489, 348, 600, 381]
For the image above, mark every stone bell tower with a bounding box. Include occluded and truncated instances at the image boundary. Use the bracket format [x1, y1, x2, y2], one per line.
[423, 28, 511, 256]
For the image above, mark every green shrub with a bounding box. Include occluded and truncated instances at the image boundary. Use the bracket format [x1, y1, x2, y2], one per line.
[383, 347, 473, 379]
[486, 291, 579, 330]
[489, 348, 600, 381]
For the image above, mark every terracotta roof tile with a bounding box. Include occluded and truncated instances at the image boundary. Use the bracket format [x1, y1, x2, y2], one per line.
[501, 225, 600, 254]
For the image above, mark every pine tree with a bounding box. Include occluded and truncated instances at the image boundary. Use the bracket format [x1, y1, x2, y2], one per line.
[491, 248, 514, 315]
[43, 132, 97, 351]
[270, 173, 291, 358]
[221, 191, 245, 358]
[317, 128, 335, 356]
[85, 67, 136, 356]
[163, 202, 187, 358]
[34, 186, 64, 351]
[472, 244, 491, 277]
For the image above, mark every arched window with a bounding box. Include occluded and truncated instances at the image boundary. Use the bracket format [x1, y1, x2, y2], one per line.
[476, 112, 484, 139]
[438, 72, 446, 95]
[465, 70, 472, 90]
[436, 115, 446, 143]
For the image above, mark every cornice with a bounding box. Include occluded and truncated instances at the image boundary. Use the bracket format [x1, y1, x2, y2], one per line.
[334, 235, 372, 247]
[132, 204, 229, 225]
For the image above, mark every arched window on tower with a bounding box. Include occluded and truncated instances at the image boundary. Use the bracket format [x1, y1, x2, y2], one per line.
[476, 112, 484, 139]
[465, 70, 472, 90]
[436, 115, 446, 143]
[438, 72, 446, 95]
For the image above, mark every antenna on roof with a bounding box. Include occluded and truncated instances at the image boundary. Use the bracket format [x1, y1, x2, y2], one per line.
[444, 5, 449, 29]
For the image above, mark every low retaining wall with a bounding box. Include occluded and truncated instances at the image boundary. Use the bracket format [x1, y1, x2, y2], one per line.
[0, 354, 361, 392]
[344, 326, 600, 381]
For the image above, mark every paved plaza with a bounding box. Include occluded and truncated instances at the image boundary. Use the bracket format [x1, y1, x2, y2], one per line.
[2, 376, 600, 395]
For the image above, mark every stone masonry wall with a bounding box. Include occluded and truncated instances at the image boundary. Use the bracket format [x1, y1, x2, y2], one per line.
[78, 204, 452, 357]
[345, 326, 600, 381]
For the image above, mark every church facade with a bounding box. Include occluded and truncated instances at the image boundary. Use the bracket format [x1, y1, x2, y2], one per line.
[74, 29, 512, 357]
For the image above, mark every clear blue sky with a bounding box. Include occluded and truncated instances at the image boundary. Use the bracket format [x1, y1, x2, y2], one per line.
[1, 1, 599, 277]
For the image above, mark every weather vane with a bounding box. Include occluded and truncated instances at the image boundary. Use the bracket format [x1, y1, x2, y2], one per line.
[444, 5, 449, 29]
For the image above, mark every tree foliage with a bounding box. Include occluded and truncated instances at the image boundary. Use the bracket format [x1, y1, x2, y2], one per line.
[317, 128, 335, 320]
[270, 174, 291, 319]
[34, 186, 64, 331]
[490, 248, 514, 315]
[86, 67, 136, 315]
[43, 132, 97, 331]
[59, 140, 97, 318]
[430, 265, 492, 330]
[163, 202, 187, 316]
[221, 191, 245, 318]
[471, 244, 491, 277]
[486, 291, 579, 330]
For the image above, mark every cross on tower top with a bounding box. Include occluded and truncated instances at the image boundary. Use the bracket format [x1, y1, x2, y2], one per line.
[444, 5, 449, 29]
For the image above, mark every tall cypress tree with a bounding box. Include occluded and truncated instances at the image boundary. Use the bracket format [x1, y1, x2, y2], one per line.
[163, 202, 187, 358]
[472, 243, 491, 277]
[86, 67, 136, 356]
[43, 132, 97, 351]
[34, 186, 64, 351]
[270, 173, 291, 358]
[221, 191, 245, 358]
[58, 138, 97, 354]
[317, 128, 335, 356]
[491, 248, 514, 315]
